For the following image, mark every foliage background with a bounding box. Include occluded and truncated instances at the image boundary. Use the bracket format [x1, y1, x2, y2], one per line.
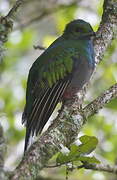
[0, 0, 117, 179]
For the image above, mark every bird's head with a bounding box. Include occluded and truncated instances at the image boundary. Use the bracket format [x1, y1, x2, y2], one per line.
[63, 19, 95, 39]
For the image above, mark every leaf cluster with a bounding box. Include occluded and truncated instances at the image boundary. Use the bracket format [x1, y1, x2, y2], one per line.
[56, 135, 100, 166]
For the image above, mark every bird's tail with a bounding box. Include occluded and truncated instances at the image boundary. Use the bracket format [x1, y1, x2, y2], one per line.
[24, 127, 31, 153]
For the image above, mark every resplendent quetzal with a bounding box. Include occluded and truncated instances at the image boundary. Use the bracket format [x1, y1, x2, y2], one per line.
[22, 19, 95, 152]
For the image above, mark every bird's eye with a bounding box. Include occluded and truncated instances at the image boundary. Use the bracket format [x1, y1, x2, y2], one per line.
[75, 28, 82, 33]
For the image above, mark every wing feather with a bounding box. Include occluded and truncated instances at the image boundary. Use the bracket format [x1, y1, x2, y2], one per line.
[36, 80, 69, 135]
[29, 87, 50, 128]
[31, 82, 60, 135]
[24, 79, 70, 151]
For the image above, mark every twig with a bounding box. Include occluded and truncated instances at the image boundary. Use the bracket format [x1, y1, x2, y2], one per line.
[5, 0, 24, 19]
[17, 10, 53, 29]
[15, 2, 77, 30]
[33, 45, 46, 51]
[0, 0, 24, 62]
[83, 83, 117, 118]
[45, 164, 61, 168]
[45, 161, 117, 175]
[84, 163, 117, 174]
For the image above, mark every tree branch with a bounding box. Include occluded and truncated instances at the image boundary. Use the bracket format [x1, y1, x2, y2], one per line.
[0, 124, 8, 180]
[0, 17, 13, 63]
[83, 163, 117, 174]
[33, 45, 46, 51]
[6, 0, 24, 19]
[83, 83, 117, 118]
[15, 1, 77, 29]
[0, 0, 24, 63]
[94, 0, 117, 64]
[46, 163, 117, 175]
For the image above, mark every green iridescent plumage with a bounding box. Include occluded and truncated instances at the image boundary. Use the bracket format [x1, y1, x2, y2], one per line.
[22, 19, 95, 152]
[41, 49, 75, 87]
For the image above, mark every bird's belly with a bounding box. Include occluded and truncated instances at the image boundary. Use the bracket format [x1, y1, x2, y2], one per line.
[63, 57, 94, 100]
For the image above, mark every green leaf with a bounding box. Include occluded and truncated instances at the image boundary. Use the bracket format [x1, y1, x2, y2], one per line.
[70, 144, 79, 153]
[56, 136, 98, 165]
[78, 135, 98, 155]
[56, 152, 70, 164]
[69, 144, 80, 158]
[56, 145, 79, 164]
[79, 135, 92, 143]
[78, 156, 100, 164]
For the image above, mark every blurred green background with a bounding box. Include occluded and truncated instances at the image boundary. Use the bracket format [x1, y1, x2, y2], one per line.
[0, 0, 117, 179]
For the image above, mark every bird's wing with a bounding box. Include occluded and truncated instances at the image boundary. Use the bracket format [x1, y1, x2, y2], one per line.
[22, 40, 77, 151]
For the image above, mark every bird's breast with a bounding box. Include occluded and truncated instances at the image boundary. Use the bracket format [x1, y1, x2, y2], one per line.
[62, 55, 94, 100]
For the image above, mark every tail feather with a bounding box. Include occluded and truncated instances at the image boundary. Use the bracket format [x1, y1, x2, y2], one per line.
[24, 80, 69, 152]
[36, 81, 69, 135]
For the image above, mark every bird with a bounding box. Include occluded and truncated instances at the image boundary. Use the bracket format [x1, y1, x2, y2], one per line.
[22, 19, 95, 152]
